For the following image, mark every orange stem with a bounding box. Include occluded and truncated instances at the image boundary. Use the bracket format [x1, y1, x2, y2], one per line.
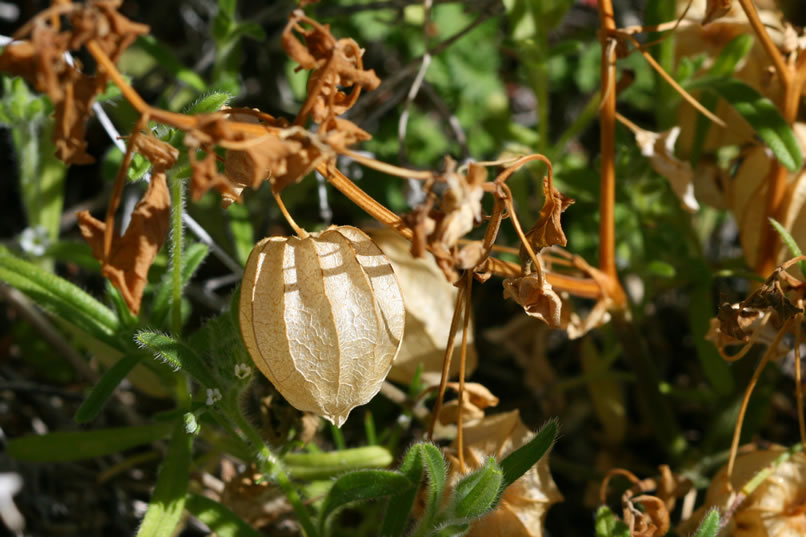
[598, 0, 617, 283]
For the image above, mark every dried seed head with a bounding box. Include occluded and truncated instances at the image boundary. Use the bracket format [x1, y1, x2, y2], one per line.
[239, 226, 405, 427]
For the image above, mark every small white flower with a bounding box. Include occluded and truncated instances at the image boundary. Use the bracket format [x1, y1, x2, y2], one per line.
[184, 412, 199, 434]
[205, 388, 222, 406]
[19, 226, 50, 256]
[234, 363, 252, 379]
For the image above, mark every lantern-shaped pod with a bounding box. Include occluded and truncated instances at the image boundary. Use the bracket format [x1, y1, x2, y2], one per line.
[239, 226, 405, 427]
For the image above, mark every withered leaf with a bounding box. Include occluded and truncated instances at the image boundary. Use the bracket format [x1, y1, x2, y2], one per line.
[744, 275, 803, 325]
[133, 133, 179, 172]
[445, 382, 499, 409]
[523, 176, 574, 254]
[503, 274, 563, 328]
[78, 172, 171, 314]
[703, 0, 734, 25]
[634, 126, 698, 213]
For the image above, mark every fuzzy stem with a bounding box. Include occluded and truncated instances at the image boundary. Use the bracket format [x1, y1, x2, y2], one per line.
[230, 408, 318, 537]
[170, 175, 184, 336]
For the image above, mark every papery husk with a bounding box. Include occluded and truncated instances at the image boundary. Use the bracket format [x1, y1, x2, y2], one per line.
[239, 226, 405, 427]
[677, 448, 806, 537]
[446, 410, 563, 537]
[369, 228, 477, 386]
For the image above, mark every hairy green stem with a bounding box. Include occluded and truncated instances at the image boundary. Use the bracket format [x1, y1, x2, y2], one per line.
[229, 407, 318, 537]
[170, 176, 184, 336]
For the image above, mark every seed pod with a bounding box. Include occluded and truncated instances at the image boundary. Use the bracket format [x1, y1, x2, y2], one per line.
[239, 226, 405, 427]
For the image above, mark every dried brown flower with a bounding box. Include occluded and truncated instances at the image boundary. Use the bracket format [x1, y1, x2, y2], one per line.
[78, 172, 171, 314]
[503, 274, 563, 328]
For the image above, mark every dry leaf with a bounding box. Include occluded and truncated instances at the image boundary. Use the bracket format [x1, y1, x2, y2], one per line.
[447, 411, 563, 537]
[438, 397, 485, 426]
[370, 228, 477, 386]
[445, 382, 500, 409]
[503, 274, 563, 328]
[133, 133, 179, 172]
[78, 172, 171, 314]
[239, 226, 405, 427]
[523, 176, 575, 252]
[677, 448, 806, 537]
[432, 160, 485, 253]
[634, 126, 699, 213]
[703, 0, 734, 24]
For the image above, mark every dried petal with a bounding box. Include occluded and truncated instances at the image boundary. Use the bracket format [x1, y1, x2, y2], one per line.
[635, 126, 698, 213]
[133, 133, 179, 172]
[239, 226, 405, 426]
[678, 449, 806, 537]
[703, 0, 734, 25]
[503, 275, 563, 328]
[438, 397, 485, 426]
[445, 382, 500, 409]
[523, 176, 575, 253]
[78, 172, 171, 314]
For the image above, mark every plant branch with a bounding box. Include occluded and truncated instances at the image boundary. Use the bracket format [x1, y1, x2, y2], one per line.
[598, 1, 617, 284]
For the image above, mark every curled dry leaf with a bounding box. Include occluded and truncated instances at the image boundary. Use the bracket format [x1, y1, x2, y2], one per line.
[522, 175, 575, 254]
[77, 172, 171, 314]
[703, 0, 735, 24]
[433, 160, 486, 255]
[677, 448, 806, 537]
[634, 126, 699, 213]
[0, 2, 148, 164]
[239, 226, 405, 427]
[132, 133, 179, 172]
[438, 397, 485, 426]
[503, 274, 563, 328]
[446, 410, 563, 537]
[369, 228, 477, 385]
[283, 10, 381, 124]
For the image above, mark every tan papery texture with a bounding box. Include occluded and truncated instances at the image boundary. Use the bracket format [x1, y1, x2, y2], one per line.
[369, 228, 477, 385]
[678, 449, 806, 537]
[239, 226, 405, 427]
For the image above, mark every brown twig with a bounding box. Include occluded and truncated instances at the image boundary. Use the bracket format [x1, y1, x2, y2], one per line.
[598, 0, 618, 285]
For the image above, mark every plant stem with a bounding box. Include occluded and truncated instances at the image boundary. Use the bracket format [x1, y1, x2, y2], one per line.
[229, 407, 319, 537]
[597, 0, 617, 283]
[170, 175, 184, 336]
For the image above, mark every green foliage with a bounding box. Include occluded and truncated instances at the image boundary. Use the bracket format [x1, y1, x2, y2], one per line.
[185, 494, 264, 537]
[74, 354, 143, 423]
[8, 422, 174, 462]
[594, 506, 630, 537]
[136, 422, 192, 537]
[692, 509, 721, 537]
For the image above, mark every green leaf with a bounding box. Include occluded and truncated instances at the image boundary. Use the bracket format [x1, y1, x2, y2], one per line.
[500, 419, 557, 489]
[688, 77, 803, 171]
[709, 35, 754, 78]
[691, 34, 755, 165]
[185, 493, 262, 537]
[151, 242, 208, 327]
[227, 202, 253, 267]
[449, 457, 503, 520]
[769, 218, 806, 279]
[106, 281, 139, 327]
[318, 470, 412, 535]
[382, 444, 425, 537]
[692, 508, 721, 537]
[74, 354, 142, 423]
[136, 330, 217, 388]
[428, 522, 471, 537]
[136, 422, 192, 537]
[136, 36, 207, 92]
[0, 249, 121, 348]
[283, 446, 394, 480]
[595, 506, 630, 537]
[646, 260, 676, 278]
[7, 422, 173, 462]
[689, 281, 733, 396]
[183, 92, 231, 115]
[421, 443, 448, 526]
